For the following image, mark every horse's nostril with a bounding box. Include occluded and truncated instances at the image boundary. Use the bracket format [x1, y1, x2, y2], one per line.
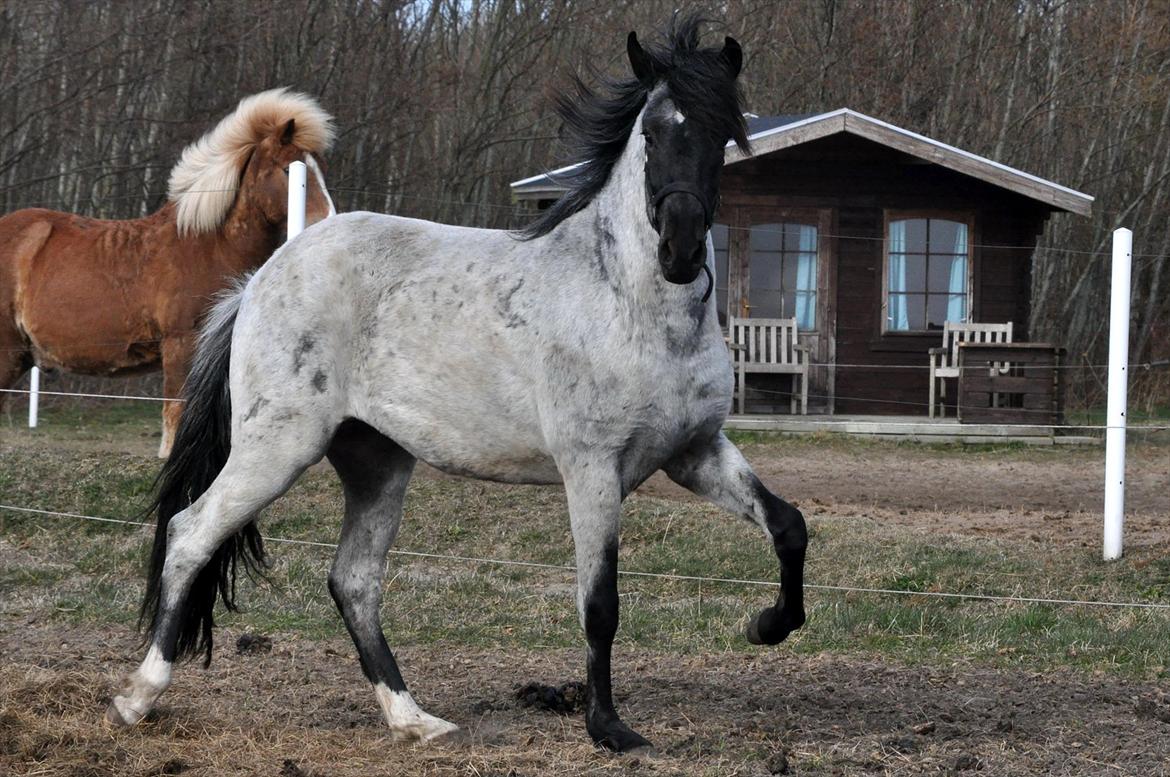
[689, 242, 705, 267]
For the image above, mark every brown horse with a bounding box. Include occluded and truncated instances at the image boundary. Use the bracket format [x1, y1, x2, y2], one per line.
[0, 88, 335, 455]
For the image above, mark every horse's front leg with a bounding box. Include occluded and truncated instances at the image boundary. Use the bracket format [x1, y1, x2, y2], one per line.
[159, 334, 193, 459]
[663, 432, 807, 644]
[561, 461, 651, 753]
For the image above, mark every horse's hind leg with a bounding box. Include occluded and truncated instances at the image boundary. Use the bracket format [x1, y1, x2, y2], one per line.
[663, 432, 807, 645]
[0, 319, 30, 418]
[326, 419, 457, 741]
[107, 437, 325, 726]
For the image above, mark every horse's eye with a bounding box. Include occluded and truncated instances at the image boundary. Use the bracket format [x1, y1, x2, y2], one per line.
[642, 130, 655, 149]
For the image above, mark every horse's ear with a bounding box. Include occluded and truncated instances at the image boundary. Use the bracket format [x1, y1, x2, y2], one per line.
[721, 36, 743, 78]
[627, 31, 655, 84]
[279, 118, 296, 145]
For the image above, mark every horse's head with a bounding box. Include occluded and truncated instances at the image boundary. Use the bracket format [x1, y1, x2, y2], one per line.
[628, 24, 748, 286]
[241, 119, 335, 231]
[168, 88, 336, 239]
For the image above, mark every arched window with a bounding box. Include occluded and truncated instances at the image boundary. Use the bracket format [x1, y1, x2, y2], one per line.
[886, 216, 971, 332]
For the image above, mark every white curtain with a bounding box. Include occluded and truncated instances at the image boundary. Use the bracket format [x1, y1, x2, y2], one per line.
[947, 223, 968, 322]
[795, 225, 817, 329]
[888, 220, 909, 330]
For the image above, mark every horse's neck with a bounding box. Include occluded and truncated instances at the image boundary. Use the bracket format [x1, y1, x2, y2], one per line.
[160, 200, 281, 273]
[578, 133, 669, 302]
[222, 205, 282, 271]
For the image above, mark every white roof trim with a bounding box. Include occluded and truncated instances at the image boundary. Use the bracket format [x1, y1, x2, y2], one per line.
[841, 110, 1092, 203]
[510, 107, 1093, 215]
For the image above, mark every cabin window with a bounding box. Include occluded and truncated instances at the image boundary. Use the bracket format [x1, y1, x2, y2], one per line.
[747, 223, 817, 329]
[886, 216, 970, 332]
[711, 223, 730, 327]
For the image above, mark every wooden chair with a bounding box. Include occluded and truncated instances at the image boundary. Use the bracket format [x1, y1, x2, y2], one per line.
[928, 321, 1013, 418]
[728, 317, 810, 415]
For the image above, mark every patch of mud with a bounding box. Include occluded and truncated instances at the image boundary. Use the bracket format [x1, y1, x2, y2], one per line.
[2, 624, 1169, 776]
[515, 681, 587, 714]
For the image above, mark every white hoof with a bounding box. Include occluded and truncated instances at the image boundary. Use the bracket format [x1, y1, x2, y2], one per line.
[106, 646, 171, 727]
[105, 694, 149, 727]
[374, 684, 459, 743]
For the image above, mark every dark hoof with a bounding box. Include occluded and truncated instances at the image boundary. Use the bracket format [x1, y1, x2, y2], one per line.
[589, 717, 653, 753]
[745, 604, 805, 645]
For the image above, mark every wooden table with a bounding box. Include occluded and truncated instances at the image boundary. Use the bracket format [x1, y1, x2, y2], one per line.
[957, 342, 1064, 425]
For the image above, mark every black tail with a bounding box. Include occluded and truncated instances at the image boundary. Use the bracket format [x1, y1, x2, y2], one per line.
[138, 284, 267, 667]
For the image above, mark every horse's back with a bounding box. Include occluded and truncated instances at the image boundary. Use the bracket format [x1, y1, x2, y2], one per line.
[0, 207, 174, 372]
[234, 211, 564, 482]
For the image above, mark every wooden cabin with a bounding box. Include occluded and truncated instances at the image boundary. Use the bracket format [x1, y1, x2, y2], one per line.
[511, 109, 1093, 420]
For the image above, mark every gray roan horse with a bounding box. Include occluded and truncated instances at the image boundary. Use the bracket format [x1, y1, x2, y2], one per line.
[108, 18, 807, 752]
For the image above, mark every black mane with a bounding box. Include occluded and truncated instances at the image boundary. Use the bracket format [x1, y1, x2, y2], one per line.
[520, 14, 749, 240]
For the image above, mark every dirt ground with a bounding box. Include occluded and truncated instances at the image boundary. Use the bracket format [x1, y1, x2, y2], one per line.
[3, 622, 1169, 777]
[3, 424, 1169, 775]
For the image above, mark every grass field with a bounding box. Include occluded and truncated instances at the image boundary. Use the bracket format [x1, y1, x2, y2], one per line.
[2, 402, 1170, 775]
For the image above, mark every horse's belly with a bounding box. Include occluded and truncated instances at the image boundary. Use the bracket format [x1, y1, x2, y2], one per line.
[360, 399, 562, 485]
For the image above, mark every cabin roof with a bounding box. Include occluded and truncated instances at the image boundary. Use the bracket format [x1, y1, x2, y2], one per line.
[510, 108, 1094, 216]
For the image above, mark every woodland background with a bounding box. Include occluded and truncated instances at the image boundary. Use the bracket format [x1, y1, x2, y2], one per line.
[1, 0, 1167, 406]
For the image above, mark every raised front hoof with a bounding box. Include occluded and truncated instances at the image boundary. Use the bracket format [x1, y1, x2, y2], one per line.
[745, 604, 805, 646]
[588, 716, 653, 754]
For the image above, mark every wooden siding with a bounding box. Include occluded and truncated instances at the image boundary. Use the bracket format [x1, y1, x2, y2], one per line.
[718, 133, 1054, 415]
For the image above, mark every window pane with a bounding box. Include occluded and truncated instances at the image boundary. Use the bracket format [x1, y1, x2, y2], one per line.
[896, 218, 927, 253]
[750, 250, 781, 291]
[711, 223, 728, 252]
[751, 223, 783, 253]
[751, 290, 783, 318]
[783, 223, 814, 252]
[927, 295, 949, 329]
[891, 253, 927, 293]
[888, 293, 925, 331]
[781, 251, 799, 292]
[782, 288, 796, 320]
[948, 293, 967, 323]
[929, 219, 967, 254]
[712, 223, 729, 326]
[795, 291, 816, 330]
[926, 293, 968, 328]
[928, 254, 966, 294]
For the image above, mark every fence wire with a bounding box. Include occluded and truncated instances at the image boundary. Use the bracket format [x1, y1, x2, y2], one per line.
[2, 503, 1168, 612]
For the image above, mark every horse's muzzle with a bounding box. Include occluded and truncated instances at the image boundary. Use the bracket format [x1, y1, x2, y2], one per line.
[656, 194, 709, 285]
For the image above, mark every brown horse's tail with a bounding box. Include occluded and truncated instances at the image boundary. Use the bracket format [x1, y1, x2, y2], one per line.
[138, 280, 266, 666]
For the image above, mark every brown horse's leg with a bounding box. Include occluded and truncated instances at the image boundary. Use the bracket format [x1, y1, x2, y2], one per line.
[159, 335, 194, 458]
[0, 322, 30, 421]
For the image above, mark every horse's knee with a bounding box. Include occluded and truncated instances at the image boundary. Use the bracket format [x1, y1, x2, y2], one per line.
[776, 503, 807, 553]
[758, 488, 806, 553]
[327, 565, 379, 617]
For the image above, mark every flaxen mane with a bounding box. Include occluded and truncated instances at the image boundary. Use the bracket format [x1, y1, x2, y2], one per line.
[167, 88, 335, 236]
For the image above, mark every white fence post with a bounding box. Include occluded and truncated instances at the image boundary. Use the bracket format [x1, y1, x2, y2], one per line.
[1103, 227, 1132, 561]
[27, 366, 39, 428]
[287, 160, 307, 241]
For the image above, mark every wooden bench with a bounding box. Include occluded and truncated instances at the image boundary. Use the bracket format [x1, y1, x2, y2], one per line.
[728, 317, 810, 415]
[928, 321, 1013, 418]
